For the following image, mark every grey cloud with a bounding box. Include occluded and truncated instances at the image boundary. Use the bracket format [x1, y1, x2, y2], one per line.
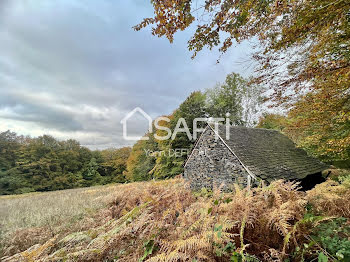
[0, 0, 255, 148]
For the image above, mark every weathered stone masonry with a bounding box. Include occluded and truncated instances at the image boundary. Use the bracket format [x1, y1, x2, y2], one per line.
[184, 124, 328, 191]
[184, 126, 249, 190]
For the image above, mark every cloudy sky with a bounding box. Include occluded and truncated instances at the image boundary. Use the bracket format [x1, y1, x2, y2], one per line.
[0, 0, 255, 149]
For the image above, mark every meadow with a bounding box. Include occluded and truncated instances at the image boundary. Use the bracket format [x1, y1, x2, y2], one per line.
[1, 174, 350, 262]
[0, 184, 119, 258]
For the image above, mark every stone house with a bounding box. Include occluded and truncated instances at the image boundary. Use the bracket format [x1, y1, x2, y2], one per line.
[183, 124, 328, 190]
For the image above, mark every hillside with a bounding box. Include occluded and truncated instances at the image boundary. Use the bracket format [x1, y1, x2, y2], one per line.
[1, 174, 350, 262]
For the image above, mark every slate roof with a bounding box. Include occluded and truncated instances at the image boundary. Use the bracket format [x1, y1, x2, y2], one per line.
[211, 124, 328, 182]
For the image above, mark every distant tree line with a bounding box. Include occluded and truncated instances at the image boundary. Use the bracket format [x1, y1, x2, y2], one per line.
[0, 131, 131, 195]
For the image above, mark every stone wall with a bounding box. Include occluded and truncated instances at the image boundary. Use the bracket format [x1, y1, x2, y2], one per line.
[184, 126, 249, 190]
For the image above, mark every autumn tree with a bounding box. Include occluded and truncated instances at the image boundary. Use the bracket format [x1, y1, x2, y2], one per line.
[100, 147, 132, 183]
[124, 133, 158, 182]
[135, 0, 350, 164]
[257, 113, 287, 132]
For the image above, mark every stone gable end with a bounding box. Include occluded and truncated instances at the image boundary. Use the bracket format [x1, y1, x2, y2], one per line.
[184, 126, 249, 190]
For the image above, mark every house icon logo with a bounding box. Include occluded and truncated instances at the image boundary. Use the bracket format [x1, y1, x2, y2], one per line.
[120, 107, 152, 140]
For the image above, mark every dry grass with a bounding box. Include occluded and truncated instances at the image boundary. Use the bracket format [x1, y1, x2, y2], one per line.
[0, 184, 120, 257]
[307, 176, 350, 218]
[1, 177, 349, 262]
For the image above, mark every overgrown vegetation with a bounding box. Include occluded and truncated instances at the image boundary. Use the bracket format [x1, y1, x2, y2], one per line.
[1, 174, 350, 261]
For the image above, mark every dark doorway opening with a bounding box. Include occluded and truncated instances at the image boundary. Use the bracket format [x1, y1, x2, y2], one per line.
[297, 172, 325, 191]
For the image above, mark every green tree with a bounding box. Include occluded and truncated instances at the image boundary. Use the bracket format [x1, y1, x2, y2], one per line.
[152, 91, 207, 179]
[125, 133, 158, 182]
[206, 73, 261, 126]
[170, 91, 207, 146]
[0, 132, 114, 195]
[0, 131, 21, 172]
[100, 147, 132, 183]
[82, 158, 102, 186]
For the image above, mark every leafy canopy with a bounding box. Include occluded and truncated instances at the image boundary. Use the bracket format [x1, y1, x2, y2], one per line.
[135, 0, 350, 163]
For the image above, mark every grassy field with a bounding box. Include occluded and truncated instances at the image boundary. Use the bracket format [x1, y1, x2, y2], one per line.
[0, 184, 119, 258]
[1, 176, 350, 261]
[0, 185, 119, 235]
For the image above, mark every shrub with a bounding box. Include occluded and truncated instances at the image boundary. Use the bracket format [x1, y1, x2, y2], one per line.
[312, 217, 350, 261]
[307, 173, 350, 218]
